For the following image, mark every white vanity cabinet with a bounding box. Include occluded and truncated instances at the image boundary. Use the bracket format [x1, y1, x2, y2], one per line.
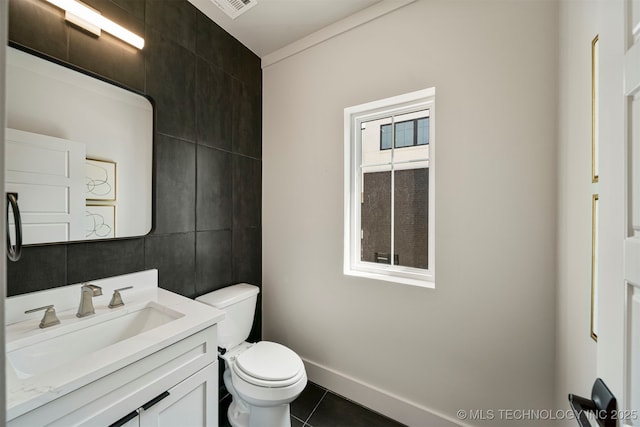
[113, 362, 217, 427]
[6, 270, 224, 427]
[8, 326, 218, 427]
[135, 362, 217, 427]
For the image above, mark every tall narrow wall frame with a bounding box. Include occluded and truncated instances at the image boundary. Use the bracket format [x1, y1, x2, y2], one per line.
[591, 35, 599, 183]
[591, 193, 599, 341]
[589, 34, 600, 342]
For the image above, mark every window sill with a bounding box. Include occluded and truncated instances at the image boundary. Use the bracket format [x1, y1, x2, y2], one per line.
[344, 267, 435, 289]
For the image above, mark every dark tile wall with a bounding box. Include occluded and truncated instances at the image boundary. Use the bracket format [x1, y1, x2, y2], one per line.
[7, 0, 262, 339]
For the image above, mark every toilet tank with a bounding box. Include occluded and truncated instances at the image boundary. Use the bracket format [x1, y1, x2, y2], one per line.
[196, 283, 259, 350]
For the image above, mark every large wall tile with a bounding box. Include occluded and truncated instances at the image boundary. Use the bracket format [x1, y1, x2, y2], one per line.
[233, 155, 261, 229]
[146, 0, 196, 52]
[81, 0, 142, 28]
[112, 0, 145, 21]
[67, 238, 145, 284]
[154, 134, 196, 234]
[232, 79, 262, 158]
[146, 28, 196, 141]
[7, 246, 67, 296]
[195, 10, 235, 72]
[197, 145, 232, 231]
[8, 0, 68, 61]
[232, 226, 261, 285]
[230, 43, 261, 93]
[196, 58, 232, 150]
[145, 232, 196, 297]
[195, 230, 232, 296]
[231, 225, 261, 342]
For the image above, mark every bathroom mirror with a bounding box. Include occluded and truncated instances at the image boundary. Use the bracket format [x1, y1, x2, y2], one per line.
[5, 46, 153, 244]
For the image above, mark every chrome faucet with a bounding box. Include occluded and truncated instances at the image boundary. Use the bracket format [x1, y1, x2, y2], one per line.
[77, 283, 103, 318]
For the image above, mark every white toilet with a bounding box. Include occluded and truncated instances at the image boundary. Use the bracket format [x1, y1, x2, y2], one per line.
[196, 284, 307, 427]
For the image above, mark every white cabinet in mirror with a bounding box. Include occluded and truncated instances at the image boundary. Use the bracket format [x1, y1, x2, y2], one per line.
[5, 46, 153, 244]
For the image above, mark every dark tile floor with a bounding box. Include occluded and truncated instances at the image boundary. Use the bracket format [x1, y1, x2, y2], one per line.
[219, 381, 406, 427]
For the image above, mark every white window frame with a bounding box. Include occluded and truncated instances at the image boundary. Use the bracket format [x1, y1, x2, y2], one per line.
[343, 88, 435, 288]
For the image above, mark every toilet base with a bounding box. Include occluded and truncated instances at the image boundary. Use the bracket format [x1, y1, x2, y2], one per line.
[227, 398, 292, 427]
[227, 398, 249, 427]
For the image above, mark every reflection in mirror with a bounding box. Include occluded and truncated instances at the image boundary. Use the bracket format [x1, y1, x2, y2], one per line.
[5, 46, 153, 244]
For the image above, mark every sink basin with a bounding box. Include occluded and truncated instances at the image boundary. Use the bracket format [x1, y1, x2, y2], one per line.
[7, 302, 183, 380]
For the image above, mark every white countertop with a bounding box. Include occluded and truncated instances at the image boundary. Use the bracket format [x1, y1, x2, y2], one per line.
[5, 269, 225, 420]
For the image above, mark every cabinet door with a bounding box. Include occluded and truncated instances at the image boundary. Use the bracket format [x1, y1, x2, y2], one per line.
[120, 417, 139, 427]
[139, 362, 217, 427]
[111, 414, 140, 427]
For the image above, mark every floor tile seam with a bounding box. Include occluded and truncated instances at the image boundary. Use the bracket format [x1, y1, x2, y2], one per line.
[323, 389, 408, 426]
[303, 389, 328, 425]
[291, 414, 307, 426]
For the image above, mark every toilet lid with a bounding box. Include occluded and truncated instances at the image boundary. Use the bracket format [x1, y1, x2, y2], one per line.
[234, 341, 304, 386]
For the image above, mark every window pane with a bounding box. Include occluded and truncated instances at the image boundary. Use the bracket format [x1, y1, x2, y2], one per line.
[361, 171, 391, 264]
[380, 124, 392, 150]
[417, 117, 429, 146]
[394, 168, 428, 269]
[363, 117, 392, 166]
[395, 121, 414, 148]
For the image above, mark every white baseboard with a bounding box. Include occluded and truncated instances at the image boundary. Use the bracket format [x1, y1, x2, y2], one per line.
[302, 358, 468, 427]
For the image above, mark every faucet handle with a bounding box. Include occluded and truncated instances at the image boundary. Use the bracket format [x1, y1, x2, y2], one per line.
[109, 286, 133, 308]
[25, 305, 61, 328]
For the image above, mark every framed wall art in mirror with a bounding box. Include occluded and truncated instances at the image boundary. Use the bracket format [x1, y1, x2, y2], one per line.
[86, 159, 117, 202]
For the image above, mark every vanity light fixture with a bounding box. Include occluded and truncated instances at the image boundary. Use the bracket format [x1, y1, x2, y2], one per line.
[44, 0, 145, 49]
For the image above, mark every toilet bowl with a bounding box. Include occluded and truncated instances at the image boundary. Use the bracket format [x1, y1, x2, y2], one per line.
[196, 284, 307, 427]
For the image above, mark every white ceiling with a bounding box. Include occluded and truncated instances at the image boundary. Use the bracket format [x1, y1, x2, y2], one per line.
[188, 0, 387, 59]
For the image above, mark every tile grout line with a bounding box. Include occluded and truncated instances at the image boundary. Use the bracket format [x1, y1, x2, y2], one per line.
[290, 414, 306, 426]
[302, 389, 328, 426]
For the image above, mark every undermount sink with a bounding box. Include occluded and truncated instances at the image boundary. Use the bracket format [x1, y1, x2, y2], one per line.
[7, 302, 184, 380]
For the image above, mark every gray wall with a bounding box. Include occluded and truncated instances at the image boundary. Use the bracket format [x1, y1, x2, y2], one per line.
[262, 1, 558, 425]
[6, 0, 262, 340]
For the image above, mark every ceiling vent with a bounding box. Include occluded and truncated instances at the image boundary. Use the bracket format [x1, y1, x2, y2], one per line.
[212, 0, 257, 19]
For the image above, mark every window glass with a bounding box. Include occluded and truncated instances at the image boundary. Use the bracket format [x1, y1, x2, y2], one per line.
[417, 117, 429, 146]
[360, 110, 429, 268]
[361, 171, 391, 263]
[344, 87, 435, 287]
[394, 168, 428, 268]
[395, 121, 414, 148]
[380, 124, 392, 150]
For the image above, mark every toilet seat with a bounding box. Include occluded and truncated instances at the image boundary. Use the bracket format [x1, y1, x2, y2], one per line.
[232, 341, 305, 388]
